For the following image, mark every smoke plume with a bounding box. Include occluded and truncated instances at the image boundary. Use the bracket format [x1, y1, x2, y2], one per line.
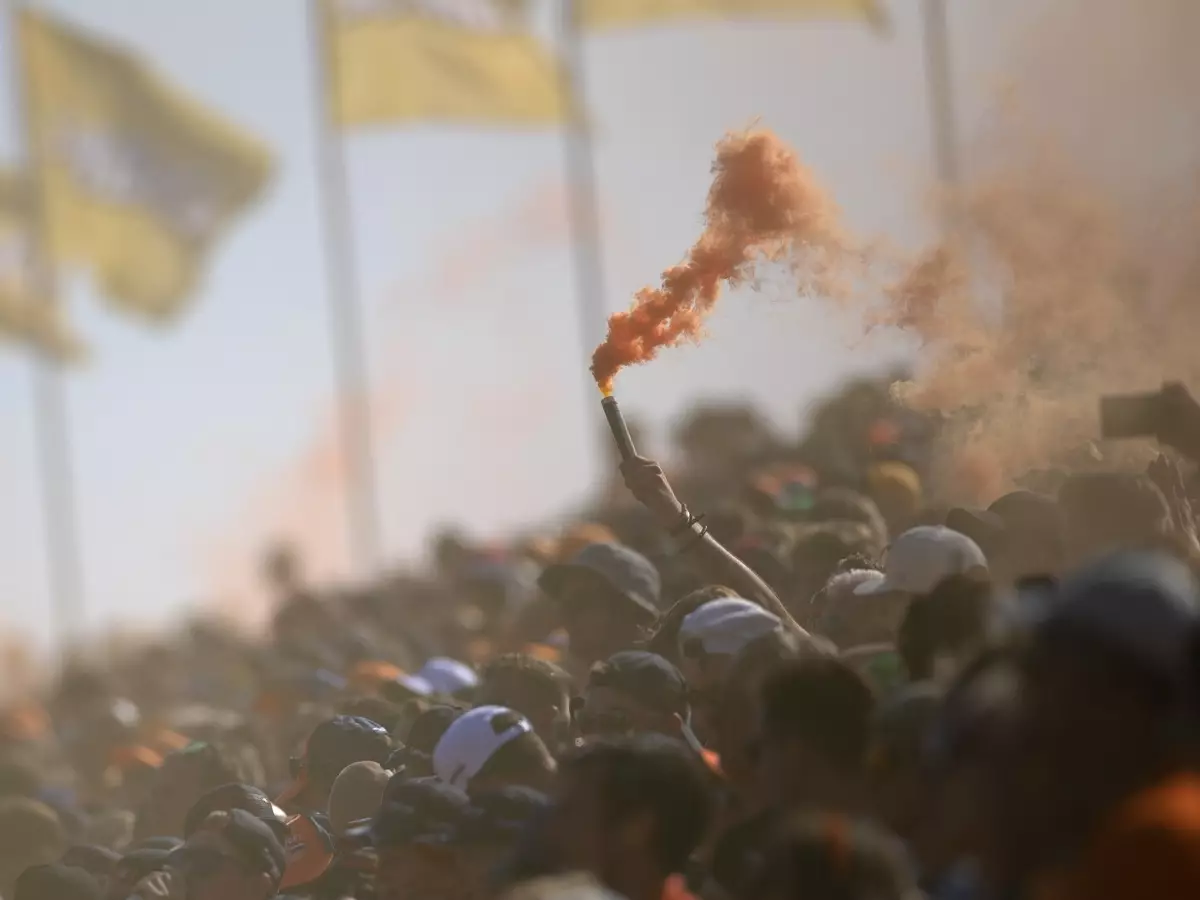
[590, 129, 853, 395]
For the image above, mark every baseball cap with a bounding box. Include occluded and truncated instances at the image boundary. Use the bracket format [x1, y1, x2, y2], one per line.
[588, 651, 689, 717]
[469, 787, 551, 844]
[1035, 551, 1200, 687]
[855, 526, 987, 597]
[183, 808, 287, 887]
[539, 542, 662, 617]
[277, 715, 392, 805]
[418, 658, 480, 697]
[678, 598, 782, 657]
[329, 761, 391, 836]
[370, 777, 474, 848]
[433, 705, 534, 790]
[184, 783, 289, 839]
[13, 863, 102, 900]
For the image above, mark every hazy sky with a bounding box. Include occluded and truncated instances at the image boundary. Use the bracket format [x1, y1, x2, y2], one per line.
[0, 0, 1038, 645]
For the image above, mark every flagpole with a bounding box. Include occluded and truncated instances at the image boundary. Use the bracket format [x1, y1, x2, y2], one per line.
[306, 0, 382, 573]
[557, 0, 610, 371]
[921, 0, 960, 185]
[5, 0, 86, 650]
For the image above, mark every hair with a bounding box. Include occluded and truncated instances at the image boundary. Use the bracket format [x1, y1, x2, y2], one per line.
[644, 586, 740, 663]
[898, 574, 995, 682]
[473, 717, 556, 790]
[561, 735, 714, 873]
[740, 813, 917, 900]
[759, 659, 876, 775]
[479, 654, 573, 712]
[711, 808, 788, 896]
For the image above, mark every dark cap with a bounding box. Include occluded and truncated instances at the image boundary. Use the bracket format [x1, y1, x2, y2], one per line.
[588, 651, 688, 717]
[469, 787, 550, 843]
[278, 715, 392, 804]
[114, 848, 171, 885]
[184, 783, 289, 839]
[13, 864, 102, 900]
[371, 777, 473, 848]
[540, 543, 661, 617]
[192, 808, 287, 886]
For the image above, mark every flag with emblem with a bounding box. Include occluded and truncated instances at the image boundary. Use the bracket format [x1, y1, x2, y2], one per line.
[18, 10, 273, 321]
[579, 0, 886, 29]
[0, 170, 80, 359]
[329, 0, 567, 126]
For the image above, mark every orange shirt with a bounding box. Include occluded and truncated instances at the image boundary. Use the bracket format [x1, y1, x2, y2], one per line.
[1040, 772, 1200, 900]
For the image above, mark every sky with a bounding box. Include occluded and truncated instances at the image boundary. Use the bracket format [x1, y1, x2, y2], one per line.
[0, 0, 1042, 646]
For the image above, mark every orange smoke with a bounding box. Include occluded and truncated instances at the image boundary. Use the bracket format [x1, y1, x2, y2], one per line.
[590, 128, 849, 395]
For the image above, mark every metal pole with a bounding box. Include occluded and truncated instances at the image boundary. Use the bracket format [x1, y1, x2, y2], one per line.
[306, 0, 382, 573]
[557, 0, 610, 361]
[5, 0, 86, 647]
[921, 0, 960, 185]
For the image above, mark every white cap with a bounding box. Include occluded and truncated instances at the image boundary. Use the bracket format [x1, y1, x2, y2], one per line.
[855, 526, 987, 597]
[417, 657, 479, 696]
[432, 705, 533, 790]
[678, 598, 782, 657]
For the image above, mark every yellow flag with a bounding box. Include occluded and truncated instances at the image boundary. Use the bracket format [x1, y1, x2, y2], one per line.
[580, 0, 885, 29]
[330, 0, 566, 126]
[18, 11, 273, 321]
[0, 171, 81, 360]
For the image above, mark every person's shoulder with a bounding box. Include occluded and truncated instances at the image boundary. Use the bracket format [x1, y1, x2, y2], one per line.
[1113, 772, 1200, 836]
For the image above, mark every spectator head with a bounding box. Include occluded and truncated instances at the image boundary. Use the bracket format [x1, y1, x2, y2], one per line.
[539, 543, 661, 665]
[433, 706, 556, 795]
[948, 490, 1066, 583]
[59, 845, 119, 881]
[549, 736, 714, 896]
[676, 597, 782, 694]
[856, 527, 988, 607]
[167, 810, 284, 900]
[12, 863, 101, 900]
[183, 783, 289, 843]
[0, 798, 66, 897]
[809, 488, 889, 543]
[898, 574, 996, 684]
[340, 696, 407, 734]
[461, 787, 552, 898]
[391, 704, 467, 779]
[866, 462, 923, 532]
[739, 813, 917, 900]
[478, 654, 573, 750]
[136, 740, 251, 840]
[417, 658, 481, 700]
[1007, 551, 1200, 874]
[329, 760, 391, 835]
[755, 659, 876, 813]
[277, 716, 392, 813]
[712, 630, 809, 800]
[371, 779, 474, 900]
[810, 568, 907, 649]
[1058, 473, 1172, 566]
[644, 586, 740, 665]
[790, 521, 885, 613]
[578, 651, 690, 741]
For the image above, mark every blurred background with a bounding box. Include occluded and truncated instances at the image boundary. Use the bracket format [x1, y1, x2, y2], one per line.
[0, 0, 1187, 651]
